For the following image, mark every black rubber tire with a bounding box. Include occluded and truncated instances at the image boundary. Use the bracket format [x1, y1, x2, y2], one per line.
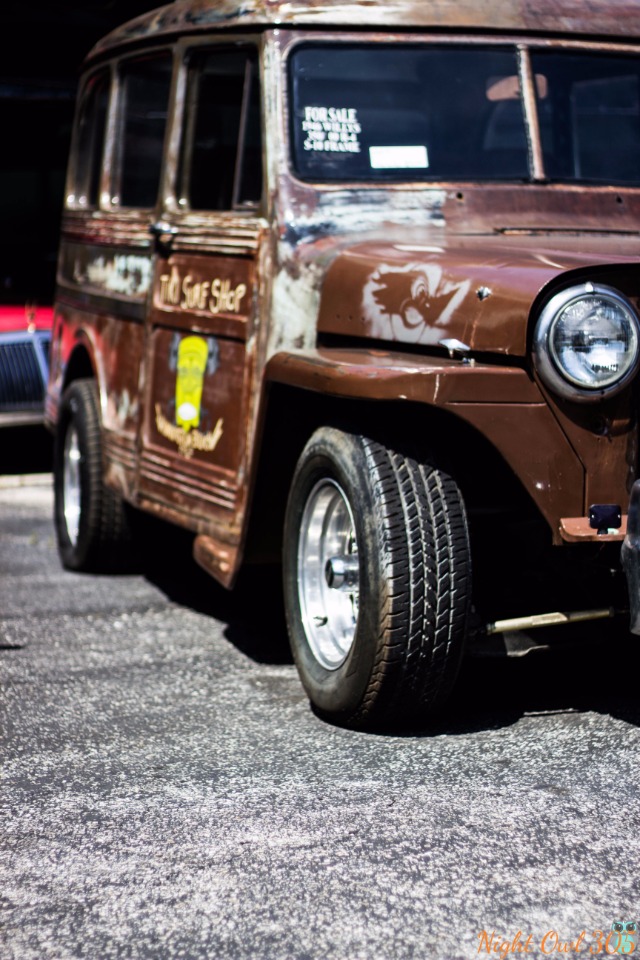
[283, 427, 471, 729]
[53, 378, 133, 572]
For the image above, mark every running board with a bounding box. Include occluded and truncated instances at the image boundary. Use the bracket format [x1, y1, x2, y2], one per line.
[193, 534, 239, 590]
[486, 607, 615, 635]
[471, 607, 620, 658]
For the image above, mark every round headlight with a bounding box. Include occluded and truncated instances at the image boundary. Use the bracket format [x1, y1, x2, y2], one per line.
[533, 283, 640, 401]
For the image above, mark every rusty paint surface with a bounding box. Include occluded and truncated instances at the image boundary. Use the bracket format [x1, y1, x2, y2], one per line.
[266, 347, 543, 403]
[317, 235, 640, 356]
[453, 401, 585, 540]
[266, 346, 587, 535]
[134, 252, 257, 536]
[48, 6, 640, 592]
[193, 533, 239, 588]
[560, 516, 627, 543]
[90, 0, 640, 62]
[48, 301, 146, 501]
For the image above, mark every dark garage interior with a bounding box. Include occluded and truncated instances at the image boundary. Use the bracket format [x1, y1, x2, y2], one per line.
[1, 1, 161, 308]
[0, 2, 161, 472]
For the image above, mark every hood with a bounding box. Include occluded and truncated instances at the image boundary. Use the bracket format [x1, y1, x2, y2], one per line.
[316, 233, 640, 357]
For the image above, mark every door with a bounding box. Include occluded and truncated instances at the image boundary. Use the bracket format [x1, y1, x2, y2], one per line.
[56, 52, 174, 500]
[136, 44, 264, 578]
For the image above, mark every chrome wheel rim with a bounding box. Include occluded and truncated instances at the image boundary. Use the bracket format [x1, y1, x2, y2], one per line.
[63, 425, 81, 546]
[298, 479, 360, 670]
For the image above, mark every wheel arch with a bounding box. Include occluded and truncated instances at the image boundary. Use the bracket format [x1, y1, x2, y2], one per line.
[62, 342, 97, 393]
[242, 381, 544, 566]
[46, 330, 99, 432]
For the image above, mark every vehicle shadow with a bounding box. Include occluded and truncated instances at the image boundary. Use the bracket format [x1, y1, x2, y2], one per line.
[407, 628, 640, 737]
[4, 430, 631, 735]
[138, 514, 291, 665]
[0, 425, 52, 475]
[138, 512, 640, 733]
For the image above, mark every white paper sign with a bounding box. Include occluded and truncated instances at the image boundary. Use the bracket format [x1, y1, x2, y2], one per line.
[369, 146, 429, 169]
[302, 106, 362, 153]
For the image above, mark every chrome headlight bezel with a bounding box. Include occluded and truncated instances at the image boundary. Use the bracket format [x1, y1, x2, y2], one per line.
[533, 282, 640, 402]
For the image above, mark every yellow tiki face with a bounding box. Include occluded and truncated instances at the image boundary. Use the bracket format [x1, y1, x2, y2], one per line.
[175, 336, 209, 430]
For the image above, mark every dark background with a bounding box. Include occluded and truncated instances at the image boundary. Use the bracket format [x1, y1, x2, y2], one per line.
[0, 1, 161, 306]
[2, 1, 162, 81]
[0, 2, 161, 472]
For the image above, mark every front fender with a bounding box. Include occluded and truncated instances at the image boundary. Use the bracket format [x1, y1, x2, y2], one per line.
[265, 346, 584, 540]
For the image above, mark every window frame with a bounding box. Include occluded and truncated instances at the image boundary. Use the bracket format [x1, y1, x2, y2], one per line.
[66, 46, 177, 214]
[108, 48, 175, 211]
[65, 65, 112, 210]
[163, 36, 265, 218]
[284, 34, 640, 189]
[286, 38, 533, 186]
[530, 47, 640, 186]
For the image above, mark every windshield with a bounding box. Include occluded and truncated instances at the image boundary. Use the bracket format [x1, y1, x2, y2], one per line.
[532, 51, 640, 185]
[289, 44, 640, 186]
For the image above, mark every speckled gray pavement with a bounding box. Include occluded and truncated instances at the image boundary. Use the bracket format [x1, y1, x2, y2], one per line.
[2, 476, 640, 960]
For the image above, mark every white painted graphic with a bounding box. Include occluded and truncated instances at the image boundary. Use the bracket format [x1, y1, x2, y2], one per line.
[363, 263, 471, 345]
[73, 252, 152, 298]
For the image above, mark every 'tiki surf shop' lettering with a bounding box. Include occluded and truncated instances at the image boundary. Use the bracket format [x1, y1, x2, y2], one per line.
[159, 266, 247, 315]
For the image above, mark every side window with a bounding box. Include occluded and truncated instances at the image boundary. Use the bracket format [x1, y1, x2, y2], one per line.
[116, 54, 173, 208]
[177, 49, 262, 212]
[69, 69, 109, 208]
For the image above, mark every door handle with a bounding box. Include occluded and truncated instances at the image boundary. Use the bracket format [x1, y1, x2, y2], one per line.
[149, 221, 178, 251]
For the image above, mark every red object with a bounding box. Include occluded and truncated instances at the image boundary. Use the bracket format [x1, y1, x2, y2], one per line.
[0, 305, 54, 333]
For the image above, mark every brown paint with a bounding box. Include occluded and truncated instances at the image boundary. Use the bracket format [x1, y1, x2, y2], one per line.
[317, 235, 640, 357]
[46, 0, 640, 600]
[560, 516, 627, 543]
[91, 0, 640, 60]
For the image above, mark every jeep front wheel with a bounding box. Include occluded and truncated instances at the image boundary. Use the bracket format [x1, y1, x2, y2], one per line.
[283, 427, 471, 729]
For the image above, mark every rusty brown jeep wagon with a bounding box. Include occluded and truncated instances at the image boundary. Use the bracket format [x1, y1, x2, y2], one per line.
[46, 0, 640, 727]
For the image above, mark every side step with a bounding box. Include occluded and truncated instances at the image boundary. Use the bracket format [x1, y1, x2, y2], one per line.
[193, 534, 239, 589]
[471, 607, 619, 658]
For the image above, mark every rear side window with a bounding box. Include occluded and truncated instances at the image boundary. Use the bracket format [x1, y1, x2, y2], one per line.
[116, 54, 173, 208]
[177, 48, 262, 211]
[69, 70, 109, 207]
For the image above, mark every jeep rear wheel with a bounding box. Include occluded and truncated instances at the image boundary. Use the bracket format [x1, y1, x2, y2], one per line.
[283, 427, 471, 729]
[54, 379, 133, 572]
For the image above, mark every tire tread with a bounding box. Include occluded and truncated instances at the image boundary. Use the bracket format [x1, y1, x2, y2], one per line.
[357, 438, 470, 725]
[54, 379, 134, 572]
[283, 426, 471, 729]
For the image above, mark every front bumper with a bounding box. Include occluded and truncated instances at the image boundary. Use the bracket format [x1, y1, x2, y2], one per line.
[622, 479, 640, 634]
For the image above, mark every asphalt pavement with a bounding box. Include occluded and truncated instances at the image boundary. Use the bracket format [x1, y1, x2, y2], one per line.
[2, 473, 640, 960]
